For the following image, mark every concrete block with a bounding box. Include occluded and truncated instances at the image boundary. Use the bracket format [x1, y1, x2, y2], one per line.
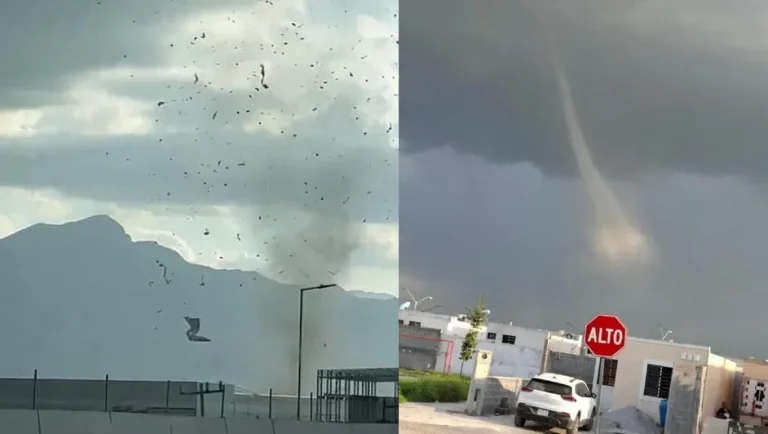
[226, 418, 274, 434]
[0, 409, 38, 434]
[108, 412, 171, 434]
[168, 415, 227, 434]
[349, 424, 399, 434]
[702, 417, 729, 434]
[38, 410, 111, 434]
[273, 419, 353, 434]
[667, 362, 705, 434]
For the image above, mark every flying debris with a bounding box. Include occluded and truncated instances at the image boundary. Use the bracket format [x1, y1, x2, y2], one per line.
[259, 64, 269, 89]
[184, 316, 212, 342]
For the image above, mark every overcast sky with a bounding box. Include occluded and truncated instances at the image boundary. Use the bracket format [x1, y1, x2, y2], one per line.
[0, 0, 398, 294]
[401, 0, 768, 359]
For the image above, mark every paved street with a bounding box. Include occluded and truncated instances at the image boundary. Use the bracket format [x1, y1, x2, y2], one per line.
[400, 402, 561, 434]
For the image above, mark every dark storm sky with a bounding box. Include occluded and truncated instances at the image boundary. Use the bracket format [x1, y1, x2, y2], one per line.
[400, 0, 768, 359]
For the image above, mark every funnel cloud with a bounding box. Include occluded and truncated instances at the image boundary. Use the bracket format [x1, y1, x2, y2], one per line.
[549, 46, 652, 268]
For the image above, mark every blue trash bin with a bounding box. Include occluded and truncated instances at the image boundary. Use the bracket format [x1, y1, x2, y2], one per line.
[659, 399, 668, 427]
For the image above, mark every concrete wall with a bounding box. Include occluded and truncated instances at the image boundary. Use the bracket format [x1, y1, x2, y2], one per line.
[0, 378, 202, 414]
[397, 311, 548, 378]
[732, 369, 744, 418]
[544, 349, 597, 387]
[702, 417, 729, 434]
[439, 331, 547, 378]
[469, 376, 525, 416]
[399, 325, 443, 371]
[665, 362, 706, 434]
[0, 409, 397, 433]
[743, 361, 768, 380]
[547, 335, 583, 355]
[398, 310, 453, 331]
[702, 355, 739, 420]
[610, 338, 710, 418]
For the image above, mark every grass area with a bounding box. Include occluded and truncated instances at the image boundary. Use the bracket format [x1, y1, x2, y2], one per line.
[399, 369, 470, 403]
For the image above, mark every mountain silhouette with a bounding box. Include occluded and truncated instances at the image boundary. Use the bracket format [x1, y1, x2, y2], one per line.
[0, 215, 397, 394]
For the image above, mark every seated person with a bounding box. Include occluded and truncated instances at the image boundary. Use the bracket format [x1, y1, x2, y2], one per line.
[715, 402, 731, 420]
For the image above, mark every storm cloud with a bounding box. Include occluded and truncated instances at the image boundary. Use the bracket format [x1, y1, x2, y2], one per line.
[401, 0, 768, 359]
[0, 0, 398, 294]
[401, 0, 768, 181]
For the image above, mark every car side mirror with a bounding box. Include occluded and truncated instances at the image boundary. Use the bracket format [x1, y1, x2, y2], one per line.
[591, 393, 596, 398]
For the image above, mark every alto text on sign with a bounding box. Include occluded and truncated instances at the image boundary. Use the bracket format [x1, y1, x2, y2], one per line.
[583, 314, 627, 358]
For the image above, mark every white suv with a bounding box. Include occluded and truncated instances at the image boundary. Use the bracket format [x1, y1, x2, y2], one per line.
[515, 373, 597, 434]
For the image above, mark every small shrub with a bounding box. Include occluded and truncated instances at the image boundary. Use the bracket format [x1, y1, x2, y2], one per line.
[399, 373, 469, 403]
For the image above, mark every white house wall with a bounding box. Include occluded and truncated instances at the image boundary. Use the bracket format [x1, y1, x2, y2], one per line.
[440, 325, 548, 378]
[609, 337, 711, 423]
[398, 311, 550, 378]
[398, 311, 453, 332]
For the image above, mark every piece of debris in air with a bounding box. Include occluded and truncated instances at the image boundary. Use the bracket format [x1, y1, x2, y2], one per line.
[184, 316, 211, 342]
[193, 73, 199, 84]
[260, 64, 269, 89]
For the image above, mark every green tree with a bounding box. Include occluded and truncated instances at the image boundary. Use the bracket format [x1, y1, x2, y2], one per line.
[458, 295, 489, 375]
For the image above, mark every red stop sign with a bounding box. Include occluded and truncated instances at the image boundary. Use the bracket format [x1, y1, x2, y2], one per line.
[584, 314, 627, 358]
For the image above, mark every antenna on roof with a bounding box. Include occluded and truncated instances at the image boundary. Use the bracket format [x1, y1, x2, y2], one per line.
[658, 324, 672, 341]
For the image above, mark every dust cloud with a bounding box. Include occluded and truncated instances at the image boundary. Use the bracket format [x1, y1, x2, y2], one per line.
[259, 156, 364, 287]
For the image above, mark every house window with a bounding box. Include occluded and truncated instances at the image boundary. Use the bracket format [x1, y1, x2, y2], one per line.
[398, 320, 404, 325]
[487, 332, 497, 340]
[601, 359, 618, 387]
[501, 334, 516, 345]
[643, 363, 673, 399]
[409, 321, 421, 327]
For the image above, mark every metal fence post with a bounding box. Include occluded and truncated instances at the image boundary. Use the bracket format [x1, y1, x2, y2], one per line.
[268, 388, 273, 419]
[219, 381, 225, 418]
[32, 369, 38, 410]
[165, 380, 170, 414]
[104, 374, 109, 412]
[309, 392, 313, 421]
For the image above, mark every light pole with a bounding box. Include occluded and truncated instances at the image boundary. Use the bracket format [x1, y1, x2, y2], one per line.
[297, 283, 337, 420]
[412, 296, 432, 311]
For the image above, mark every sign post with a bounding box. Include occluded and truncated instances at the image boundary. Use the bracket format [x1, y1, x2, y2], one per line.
[595, 357, 603, 434]
[584, 314, 627, 434]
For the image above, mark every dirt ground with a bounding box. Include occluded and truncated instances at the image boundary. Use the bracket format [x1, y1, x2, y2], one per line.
[399, 402, 563, 434]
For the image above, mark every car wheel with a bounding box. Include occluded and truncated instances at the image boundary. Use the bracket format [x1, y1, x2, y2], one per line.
[581, 408, 595, 431]
[514, 415, 526, 427]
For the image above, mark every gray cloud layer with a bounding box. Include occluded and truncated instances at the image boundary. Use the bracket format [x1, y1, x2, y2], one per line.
[0, 0, 397, 225]
[401, 0, 768, 359]
[401, 0, 768, 180]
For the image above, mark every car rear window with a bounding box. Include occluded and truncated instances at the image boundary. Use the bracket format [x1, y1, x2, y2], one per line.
[527, 379, 572, 396]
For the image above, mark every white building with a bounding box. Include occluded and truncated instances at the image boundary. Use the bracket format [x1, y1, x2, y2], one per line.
[398, 310, 549, 378]
[543, 333, 739, 424]
[400, 310, 740, 425]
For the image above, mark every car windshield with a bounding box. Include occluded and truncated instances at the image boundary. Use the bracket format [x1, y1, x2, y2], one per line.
[527, 379, 572, 396]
